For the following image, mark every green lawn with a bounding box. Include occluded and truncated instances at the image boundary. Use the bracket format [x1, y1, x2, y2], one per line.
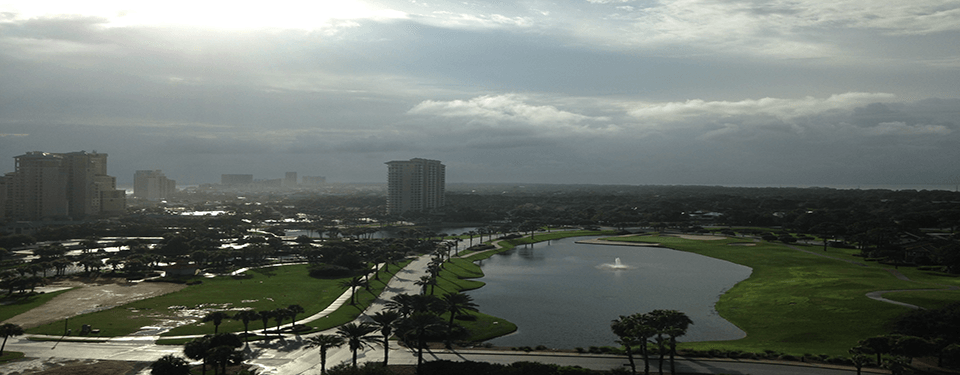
[880, 290, 960, 310]
[26, 263, 405, 338]
[1, 289, 73, 322]
[606, 234, 957, 356]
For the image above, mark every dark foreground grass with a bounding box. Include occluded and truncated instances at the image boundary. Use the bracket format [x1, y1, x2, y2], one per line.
[0, 289, 72, 322]
[609, 234, 955, 356]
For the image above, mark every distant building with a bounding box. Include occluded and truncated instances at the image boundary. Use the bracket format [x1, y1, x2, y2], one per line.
[386, 158, 445, 214]
[3, 151, 125, 220]
[0, 175, 7, 220]
[221, 174, 253, 186]
[134, 170, 176, 200]
[283, 172, 297, 188]
[301, 176, 326, 185]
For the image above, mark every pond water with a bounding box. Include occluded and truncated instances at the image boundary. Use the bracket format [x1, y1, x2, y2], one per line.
[466, 237, 751, 349]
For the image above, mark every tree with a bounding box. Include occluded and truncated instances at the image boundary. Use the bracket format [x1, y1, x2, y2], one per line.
[662, 310, 692, 375]
[397, 312, 445, 371]
[207, 333, 244, 375]
[272, 307, 288, 335]
[415, 275, 436, 295]
[1, 323, 24, 356]
[859, 335, 895, 366]
[340, 276, 367, 305]
[150, 354, 191, 375]
[287, 304, 305, 329]
[336, 322, 381, 368]
[611, 313, 656, 375]
[305, 334, 345, 375]
[232, 310, 260, 341]
[612, 315, 641, 375]
[645, 309, 692, 375]
[183, 336, 211, 375]
[849, 347, 872, 375]
[258, 310, 273, 335]
[370, 310, 400, 366]
[441, 292, 479, 336]
[202, 311, 232, 334]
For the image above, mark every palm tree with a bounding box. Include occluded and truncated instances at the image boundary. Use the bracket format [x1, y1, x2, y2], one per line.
[662, 311, 692, 375]
[340, 276, 367, 305]
[415, 275, 435, 295]
[207, 333, 244, 375]
[386, 293, 415, 318]
[305, 334, 346, 375]
[370, 310, 401, 366]
[150, 354, 191, 375]
[183, 336, 211, 375]
[441, 292, 479, 336]
[258, 310, 273, 335]
[232, 310, 260, 341]
[272, 308, 288, 335]
[336, 322, 381, 368]
[397, 312, 445, 371]
[287, 304, 305, 329]
[612, 315, 642, 375]
[202, 311, 232, 334]
[1, 323, 24, 356]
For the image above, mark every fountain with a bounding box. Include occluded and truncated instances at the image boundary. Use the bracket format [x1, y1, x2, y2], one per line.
[599, 257, 634, 270]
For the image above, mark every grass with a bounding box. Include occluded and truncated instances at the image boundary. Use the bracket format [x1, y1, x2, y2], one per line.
[880, 290, 960, 310]
[607, 234, 959, 356]
[0, 289, 73, 322]
[0, 351, 25, 363]
[501, 230, 615, 247]
[25, 262, 408, 338]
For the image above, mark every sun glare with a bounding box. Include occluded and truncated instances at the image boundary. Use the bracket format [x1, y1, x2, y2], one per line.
[3, 0, 405, 30]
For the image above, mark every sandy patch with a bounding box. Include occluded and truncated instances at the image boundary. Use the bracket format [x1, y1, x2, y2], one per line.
[673, 234, 728, 241]
[727, 242, 757, 246]
[576, 239, 661, 247]
[3, 279, 185, 329]
[0, 358, 149, 375]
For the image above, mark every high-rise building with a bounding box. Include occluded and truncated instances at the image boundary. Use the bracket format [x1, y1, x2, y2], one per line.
[134, 170, 177, 199]
[386, 158, 445, 214]
[283, 172, 298, 188]
[3, 151, 125, 220]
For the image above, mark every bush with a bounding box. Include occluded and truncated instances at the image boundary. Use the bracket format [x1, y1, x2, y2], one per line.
[308, 264, 354, 278]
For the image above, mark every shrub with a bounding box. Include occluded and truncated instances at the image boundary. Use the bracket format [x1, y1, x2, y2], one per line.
[307, 263, 354, 278]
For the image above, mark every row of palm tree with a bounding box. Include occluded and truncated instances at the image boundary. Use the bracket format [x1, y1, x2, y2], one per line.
[200, 304, 305, 338]
[302, 291, 479, 374]
[611, 310, 693, 375]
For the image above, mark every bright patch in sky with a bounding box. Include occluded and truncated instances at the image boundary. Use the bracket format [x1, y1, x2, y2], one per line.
[1, 0, 406, 29]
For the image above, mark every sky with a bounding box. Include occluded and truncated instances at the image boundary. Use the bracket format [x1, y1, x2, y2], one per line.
[1, 0, 959, 187]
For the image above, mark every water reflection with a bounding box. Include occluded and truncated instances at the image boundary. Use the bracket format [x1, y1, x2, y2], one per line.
[467, 237, 751, 349]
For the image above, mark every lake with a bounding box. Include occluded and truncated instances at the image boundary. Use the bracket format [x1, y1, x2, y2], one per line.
[466, 237, 752, 349]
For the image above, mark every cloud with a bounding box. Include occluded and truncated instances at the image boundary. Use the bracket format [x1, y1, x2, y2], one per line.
[866, 122, 952, 136]
[408, 94, 611, 131]
[627, 93, 897, 122]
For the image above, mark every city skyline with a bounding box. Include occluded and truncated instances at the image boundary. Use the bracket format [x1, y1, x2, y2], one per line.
[1, 1, 959, 187]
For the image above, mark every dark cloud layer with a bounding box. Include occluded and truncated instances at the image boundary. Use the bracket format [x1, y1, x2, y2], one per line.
[1, 1, 959, 187]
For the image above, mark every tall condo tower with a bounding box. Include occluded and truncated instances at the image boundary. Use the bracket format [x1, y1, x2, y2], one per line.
[134, 170, 177, 199]
[386, 158, 445, 215]
[4, 151, 125, 220]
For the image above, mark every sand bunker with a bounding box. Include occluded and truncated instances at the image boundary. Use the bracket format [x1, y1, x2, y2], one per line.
[673, 234, 728, 240]
[727, 242, 757, 246]
[4, 279, 185, 329]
